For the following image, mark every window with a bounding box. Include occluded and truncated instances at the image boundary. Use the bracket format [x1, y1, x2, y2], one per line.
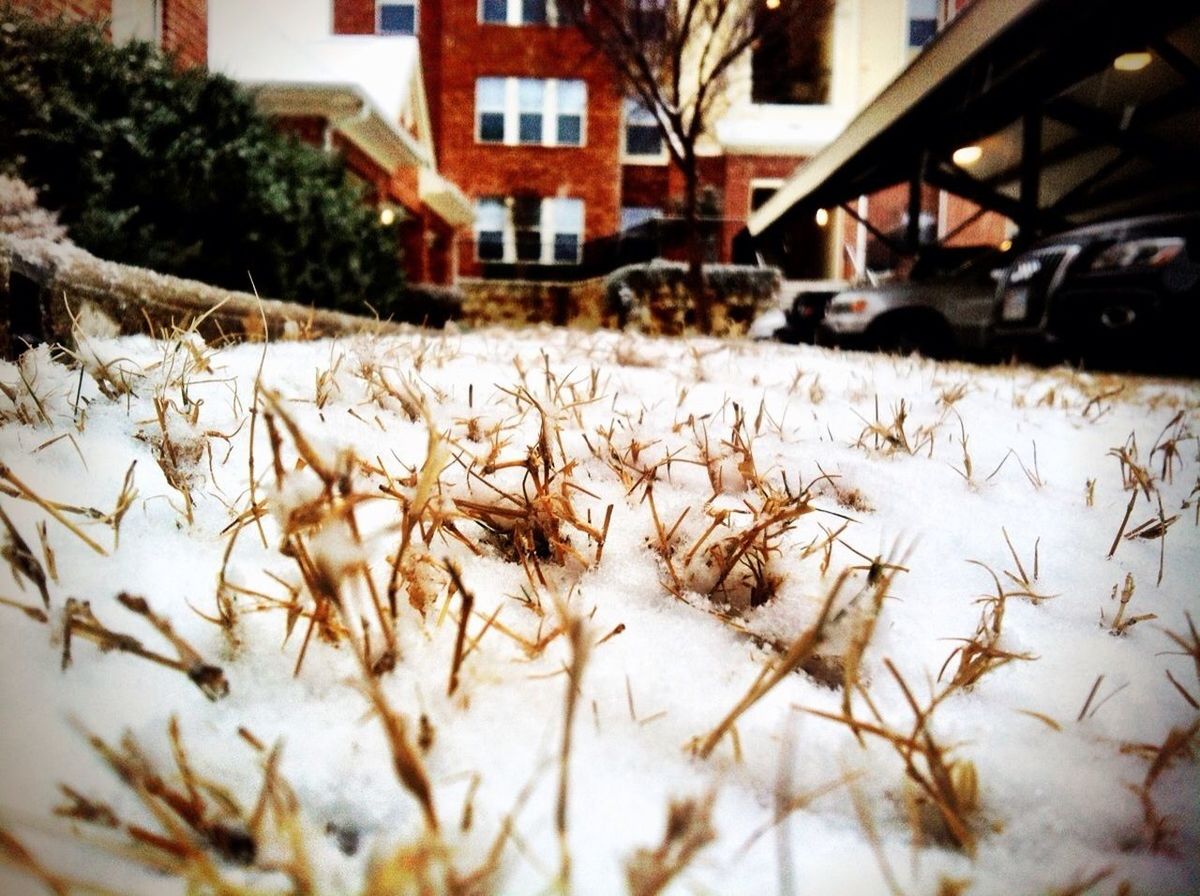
[907, 0, 938, 48]
[620, 206, 662, 231]
[475, 78, 586, 146]
[476, 198, 506, 261]
[548, 198, 584, 263]
[482, 0, 560, 25]
[475, 196, 585, 264]
[557, 80, 585, 145]
[476, 78, 507, 142]
[626, 0, 666, 41]
[518, 79, 545, 144]
[749, 180, 783, 213]
[623, 99, 663, 158]
[751, 1, 832, 105]
[378, 0, 417, 34]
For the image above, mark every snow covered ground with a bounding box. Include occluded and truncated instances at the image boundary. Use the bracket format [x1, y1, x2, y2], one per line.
[1, 324, 1197, 895]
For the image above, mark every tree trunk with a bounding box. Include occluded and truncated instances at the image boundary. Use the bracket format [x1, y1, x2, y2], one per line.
[681, 155, 711, 334]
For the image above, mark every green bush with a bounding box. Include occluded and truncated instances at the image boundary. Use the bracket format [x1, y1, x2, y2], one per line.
[0, 8, 420, 320]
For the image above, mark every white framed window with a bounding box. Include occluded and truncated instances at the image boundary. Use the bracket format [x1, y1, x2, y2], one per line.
[749, 178, 784, 213]
[547, 197, 584, 263]
[622, 98, 664, 159]
[480, 0, 560, 26]
[378, 0, 417, 34]
[620, 206, 662, 231]
[475, 196, 585, 264]
[475, 77, 586, 147]
[475, 198, 507, 261]
[907, 0, 938, 49]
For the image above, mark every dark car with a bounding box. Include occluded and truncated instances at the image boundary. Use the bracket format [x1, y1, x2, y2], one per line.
[820, 246, 1008, 358]
[992, 213, 1200, 373]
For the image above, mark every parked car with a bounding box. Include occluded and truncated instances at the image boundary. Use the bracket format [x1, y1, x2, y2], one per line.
[749, 279, 846, 343]
[991, 213, 1200, 373]
[820, 246, 1009, 358]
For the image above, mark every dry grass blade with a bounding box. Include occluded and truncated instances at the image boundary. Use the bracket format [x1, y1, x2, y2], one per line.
[625, 794, 716, 896]
[361, 674, 439, 833]
[0, 503, 50, 608]
[555, 611, 590, 892]
[0, 465, 108, 555]
[60, 594, 229, 701]
[445, 559, 476, 696]
[0, 824, 71, 895]
[696, 568, 855, 759]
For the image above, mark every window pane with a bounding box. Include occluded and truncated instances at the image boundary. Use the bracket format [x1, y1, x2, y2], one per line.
[481, 0, 507, 22]
[625, 124, 662, 155]
[557, 80, 586, 114]
[477, 232, 505, 261]
[480, 112, 505, 141]
[516, 231, 542, 262]
[557, 115, 582, 145]
[909, 18, 937, 47]
[519, 113, 543, 143]
[512, 196, 541, 229]
[621, 206, 661, 231]
[518, 79, 545, 110]
[552, 197, 584, 234]
[477, 77, 506, 109]
[475, 198, 506, 231]
[379, 3, 415, 33]
[750, 187, 777, 212]
[522, 0, 547, 24]
[624, 98, 657, 125]
[751, 3, 832, 104]
[553, 234, 580, 263]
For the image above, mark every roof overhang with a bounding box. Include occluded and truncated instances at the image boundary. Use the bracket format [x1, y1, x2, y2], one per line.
[250, 82, 431, 173]
[749, 0, 1200, 240]
[419, 168, 475, 228]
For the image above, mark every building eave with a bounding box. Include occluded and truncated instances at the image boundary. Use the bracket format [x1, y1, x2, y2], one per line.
[249, 81, 431, 173]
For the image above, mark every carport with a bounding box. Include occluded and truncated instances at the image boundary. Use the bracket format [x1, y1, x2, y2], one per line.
[748, 0, 1200, 266]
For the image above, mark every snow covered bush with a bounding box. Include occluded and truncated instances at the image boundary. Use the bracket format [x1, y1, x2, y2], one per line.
[606, 261, 780, 335]
[0, 175, 66, 243]
[0, 9, 420, 321]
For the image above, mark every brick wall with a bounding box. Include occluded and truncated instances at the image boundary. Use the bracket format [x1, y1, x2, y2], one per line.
[162, 0, 206, 68]
[423, 7, 624, 276]
[7, 0, 112, 33]
[333, 0, 373, 35]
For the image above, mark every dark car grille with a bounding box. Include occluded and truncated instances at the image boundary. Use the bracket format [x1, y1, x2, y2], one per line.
[997, 247, 1077, 327]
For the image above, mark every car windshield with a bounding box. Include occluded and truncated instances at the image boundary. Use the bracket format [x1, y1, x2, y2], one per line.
[910, 246, 1005, 281]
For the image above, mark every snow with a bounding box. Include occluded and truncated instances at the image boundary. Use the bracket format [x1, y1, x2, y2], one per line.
[0, 326, 1198, 895]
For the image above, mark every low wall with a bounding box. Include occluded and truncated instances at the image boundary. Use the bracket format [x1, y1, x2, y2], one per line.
[459, 277, 612, 330]
[461, 263, 780, 337]
[1, 236, 407, 358]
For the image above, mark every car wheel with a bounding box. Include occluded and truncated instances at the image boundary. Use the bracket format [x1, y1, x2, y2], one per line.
[870, 316, 950, 359]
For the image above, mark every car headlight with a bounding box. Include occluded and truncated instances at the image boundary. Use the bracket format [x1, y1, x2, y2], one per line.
[829, 295, 870, 315]
[1090, 237, 1184, 271]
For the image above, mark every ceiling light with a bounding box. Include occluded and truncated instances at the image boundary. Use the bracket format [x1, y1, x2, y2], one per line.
[1113, 51, 1151, 72]
[1000, 239, 1012, 251]
[952, 145, 983, 167]
[379, 207, 396, 226]
[814, 208, 829, 227]
[765, 0, 781, 8]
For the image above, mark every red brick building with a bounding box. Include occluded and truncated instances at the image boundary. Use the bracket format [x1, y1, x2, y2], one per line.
[331, 0, 850, 278]
[11, 0, 207, 68]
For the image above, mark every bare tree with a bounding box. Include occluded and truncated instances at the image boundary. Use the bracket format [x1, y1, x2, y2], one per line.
[559, 0, 831, 332]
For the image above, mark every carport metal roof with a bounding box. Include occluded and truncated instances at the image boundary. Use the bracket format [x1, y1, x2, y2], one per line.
[748, 0, 1200, 246]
